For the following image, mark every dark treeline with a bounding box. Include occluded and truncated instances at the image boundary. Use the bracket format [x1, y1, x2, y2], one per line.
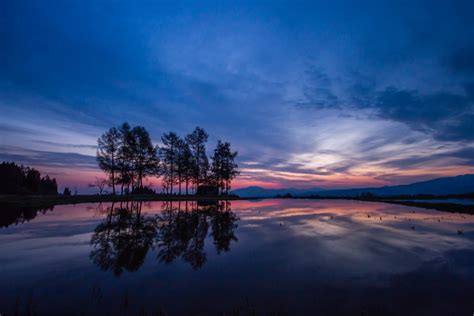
[97, 123, 239, 196]
[90, 200, 238, 274]
[0, 162, 58, 195]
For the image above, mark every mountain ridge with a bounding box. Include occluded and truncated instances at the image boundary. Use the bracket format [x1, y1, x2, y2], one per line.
[231, 174, 474, 198]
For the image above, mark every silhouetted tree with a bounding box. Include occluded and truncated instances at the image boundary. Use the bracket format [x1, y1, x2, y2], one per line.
[89, 177, 108, 195]
[160, 132, 180, 194]
[25, 168, 41, 193]
[160, 133, 195, 195]
[96, 124, 239, 195]
[117, 122, 134, 194]
[0, 162, 24, 194]
[97, 127, 120, 195]
[63, 187, 72, 196]
[210, 140, 239, 195]
[186, 127, 209, 191]
[98, 123, 159, 195]
[176, 137, 191, 195]
[39, 175, 58, 195]
[131, 126, 160, 189]
[180, 140, 193, 195]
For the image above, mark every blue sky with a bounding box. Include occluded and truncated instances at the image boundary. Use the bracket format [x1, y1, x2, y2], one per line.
[1, 0, 473, 192]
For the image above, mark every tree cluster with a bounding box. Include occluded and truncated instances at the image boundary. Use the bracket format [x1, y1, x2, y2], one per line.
[0, 162, 58, 195]
[97, 123, 239, 195]
[96, 123, 159, 195]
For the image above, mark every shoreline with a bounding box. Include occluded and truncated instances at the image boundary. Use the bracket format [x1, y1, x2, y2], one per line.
[0, 194, 473, 214]
[0, 194, 240, 207]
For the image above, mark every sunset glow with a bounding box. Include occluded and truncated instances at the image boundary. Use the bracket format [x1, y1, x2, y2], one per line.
[1, 1, 473, 193]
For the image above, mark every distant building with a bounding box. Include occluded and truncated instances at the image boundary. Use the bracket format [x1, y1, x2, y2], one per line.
[196, 185, 219, 196]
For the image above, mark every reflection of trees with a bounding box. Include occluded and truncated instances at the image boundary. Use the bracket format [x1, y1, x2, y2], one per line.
[90, 200, 239, 274]
[210, 201, 238, 254]
[156, 201, 238, 270]
[90, 202, 156, 276]
[0, 203, 54, 228]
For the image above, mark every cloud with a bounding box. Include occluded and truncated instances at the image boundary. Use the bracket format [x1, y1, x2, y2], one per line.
[1, 1, 474, 189]
[372, 87, 474, 141]
[0, 146, 97, 170]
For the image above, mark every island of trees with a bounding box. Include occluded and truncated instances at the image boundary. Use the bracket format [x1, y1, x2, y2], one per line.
[96, 123, 239, 196]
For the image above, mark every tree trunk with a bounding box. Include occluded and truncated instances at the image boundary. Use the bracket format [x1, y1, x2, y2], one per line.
[111, 154, 116, 195]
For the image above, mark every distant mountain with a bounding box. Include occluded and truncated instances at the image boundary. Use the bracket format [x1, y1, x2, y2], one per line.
[320, 174, 474, 197]
[230, 186, 325, 198]
[231, 174, 474, 198]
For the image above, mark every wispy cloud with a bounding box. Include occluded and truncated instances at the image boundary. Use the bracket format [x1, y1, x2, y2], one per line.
[1, 1, 473, 189]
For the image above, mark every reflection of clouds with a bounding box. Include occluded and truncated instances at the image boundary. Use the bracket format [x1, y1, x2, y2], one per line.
[2, 199, 474, 280]
[232, 199, 474, 276]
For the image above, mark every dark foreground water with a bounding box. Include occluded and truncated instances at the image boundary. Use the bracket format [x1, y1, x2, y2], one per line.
[1, 199, 474, 315]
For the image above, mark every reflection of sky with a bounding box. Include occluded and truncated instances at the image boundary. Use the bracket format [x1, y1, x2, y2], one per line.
[2, 2, 474, 193]
[1, 199, 474, 314]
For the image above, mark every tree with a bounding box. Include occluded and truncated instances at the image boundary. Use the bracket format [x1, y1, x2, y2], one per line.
[63, 187, 72, 196]
[178, 139, 193, 195]
[0, 162, 24, 194]
[89, 177, 108, 195]
[160, 132, 180, 195]
[131, 126, 160, 189]
[97, 127, 120, 195]
[210, 140, 239, 195]
[117, 122, 134, 195]
[186, 127, 209, 191]
[101, 123, 160, 195]
[25, 168, 41, 193]
[96, 124, 239, 196]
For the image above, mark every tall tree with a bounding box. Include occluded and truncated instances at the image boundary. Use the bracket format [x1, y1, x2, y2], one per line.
[210, 140, 239, 195]
[131, 126, 160, 189]
[160, 132, 180, 194]
[179, 139, 193, 195]
[25, 168, 41, 193]
[97, 127, 120, 195]
[117, 123, 134, 194]
[185, 127, 209, 191]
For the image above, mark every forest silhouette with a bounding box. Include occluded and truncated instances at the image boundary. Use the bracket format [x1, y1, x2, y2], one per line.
[0, 162, 58, 195]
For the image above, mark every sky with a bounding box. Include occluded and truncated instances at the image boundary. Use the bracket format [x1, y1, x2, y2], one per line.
[1, 0, 474, 193]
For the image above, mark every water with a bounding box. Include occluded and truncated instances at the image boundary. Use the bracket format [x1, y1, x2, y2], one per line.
[1, 199, 473, 315]
[399, 198, 474, 205]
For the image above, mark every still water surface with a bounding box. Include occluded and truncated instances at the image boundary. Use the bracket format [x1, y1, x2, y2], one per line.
[1, 199, 473, 315]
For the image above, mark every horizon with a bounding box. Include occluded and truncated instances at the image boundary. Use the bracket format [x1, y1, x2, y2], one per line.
[2, 1, 474, 193]
[233, 173, 474, 191]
